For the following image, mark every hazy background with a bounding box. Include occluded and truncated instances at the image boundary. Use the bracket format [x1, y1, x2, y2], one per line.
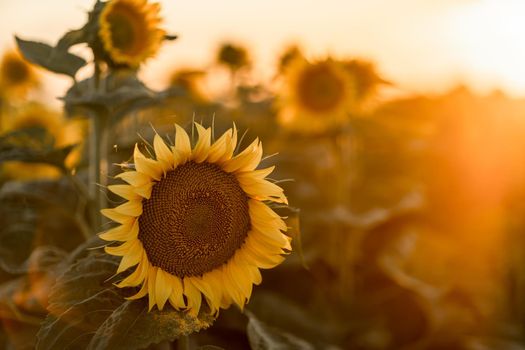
[1, 0, 525, 101]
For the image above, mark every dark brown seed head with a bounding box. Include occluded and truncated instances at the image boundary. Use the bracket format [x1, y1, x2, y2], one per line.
[138, 161, 250, 277]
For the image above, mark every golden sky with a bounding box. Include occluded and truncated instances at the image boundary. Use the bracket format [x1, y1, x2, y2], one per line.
[1, 0, 524, 98]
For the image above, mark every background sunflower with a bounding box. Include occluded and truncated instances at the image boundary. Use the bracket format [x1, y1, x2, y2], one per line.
[98, 0, 166, 67]
[277, 56, 356, 134]
[1, 103, 85, 180]
[0, 49, 39, 99]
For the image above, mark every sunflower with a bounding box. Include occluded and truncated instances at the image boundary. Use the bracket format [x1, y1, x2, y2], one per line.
[98, 0, 165, 67]
[101, 123, 291, 315]
[169, 69, 209, 103]
[0, 49, 39, 99]
[217, 42, 250, 71]
[277, 57, 355, 133]
[277, 45, 302, 73]
[1, 104, 85, 180]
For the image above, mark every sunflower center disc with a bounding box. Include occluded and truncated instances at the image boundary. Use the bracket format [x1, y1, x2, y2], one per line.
[138, 161, 250, 277]
[298, 64, 344, 112]
[4, 60, 29, 85]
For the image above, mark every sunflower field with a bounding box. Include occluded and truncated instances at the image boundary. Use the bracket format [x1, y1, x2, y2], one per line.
[1, 1, 525, 349]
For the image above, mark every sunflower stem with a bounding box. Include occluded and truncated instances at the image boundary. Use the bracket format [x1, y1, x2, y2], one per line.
[330, 124, 356, 298]
[88, 113, 109, 231]
[177, 335, 191, 350]
[66, 173, 92, 240]
[88, 61, 109, 231]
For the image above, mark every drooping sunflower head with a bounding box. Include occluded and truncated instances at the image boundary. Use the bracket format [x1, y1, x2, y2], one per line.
[98, 0, 165, 67]
[101, 123, 291, 315]
[169, 69, 208, 102]
[1, 104, 85, 180]
[343, 59, 389, 103]
[217, 43, 250, 71]
[0, 49, 38, 98]
[277, 45, 303, 73]
[277, 56, 356, 133]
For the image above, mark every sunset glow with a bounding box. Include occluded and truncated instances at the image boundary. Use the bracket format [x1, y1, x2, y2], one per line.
[1, 0, 525, 97]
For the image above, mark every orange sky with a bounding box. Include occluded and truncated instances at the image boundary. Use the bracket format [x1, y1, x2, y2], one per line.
[1, 0, 525, 100]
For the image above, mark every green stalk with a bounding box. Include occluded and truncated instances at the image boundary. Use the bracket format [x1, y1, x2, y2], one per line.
[177, 335, 191, 350]
[88, 112, 109, 230]
[88, 61, 110, 231]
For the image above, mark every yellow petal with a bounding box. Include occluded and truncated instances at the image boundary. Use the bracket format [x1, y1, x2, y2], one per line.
[116, 171, 151, 187]
[108, 184, 141, 201]
[116, 244, 144, 273]
[238, 177, 288, 204]
[114, 200, 143, 217]
[241, 237, 286, 268]
[174, 124, 191, 163]
[220, 293, 233, 309]
[221, 138, 262, 173]
[192, 123, 211, 163]
[218, 124, 238, 163]
[134, 144, 162, 181]
[134, 182, 154, 199]
[167, 274, 186, 310]
[155, 269, 172, 311]
[229, 256, 253, 308]
[207, 129, 230, 163]
[99, 220, 138, 242]
[183, 278, 202, 316]
[241, 166, 275, 180]
[116, 255, 149, 287]
[249, 201, 287, 232]
[246, 263, 262, 285]
[101, 208, 134, 224]
[222, 263, 245, 309]
[248, 199, 283, 221]
[105, 238, 140, 257]
[148, 266, 158, 311]
[153, 134, 174, 173]
[189, 275, 219, 314]
[251, 229, 291, 251]
[127, 279, 148, 300]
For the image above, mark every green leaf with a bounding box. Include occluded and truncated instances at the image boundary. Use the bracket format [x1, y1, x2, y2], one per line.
[36, 254, 122, 350]
[0, 245, 66, 276]
[274, 206, 307, 269]
[248, 292, 342, 347]
[0, 126, 76, 171]
[0, 178, 87, 272]
[37, 252, 216, 350]
[87, 299, 215, 350]
[56, 29, 89, 51]
[246, 311, 315, 350]
[44, 253, 119, 318]
[39, 288, 123, 350]
[0, 318, 41, 350]
[63, 72, 149, 113]
[0, 247, 63, 350]
[63, 71, 184, 123]
[16, 36, 86, 78]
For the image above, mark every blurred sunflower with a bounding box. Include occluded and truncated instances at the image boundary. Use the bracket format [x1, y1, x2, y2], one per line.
[277, 45, 302, 73]
[1, 104, 85, 180]
[277, 57, 355, 133]
[343, 59, 390, 107]
[217, 43, 250, 72]
[0, 49, 39, 99]
[169, 69, 208, 102]
[101, 123, 291, 315]
[98, 0, 165, 67]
